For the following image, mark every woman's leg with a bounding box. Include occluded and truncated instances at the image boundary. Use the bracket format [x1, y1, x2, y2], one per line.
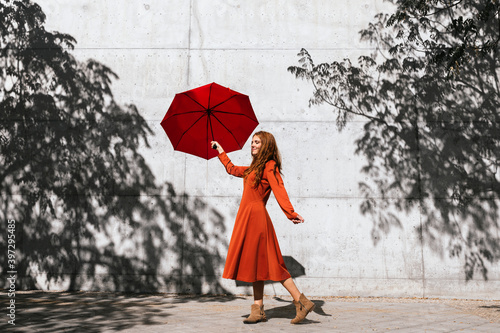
[281, 277, 315, 324]
[252, 281, 264, 306]
[280, 277, 301, 301]
[243, 281, 267, 323]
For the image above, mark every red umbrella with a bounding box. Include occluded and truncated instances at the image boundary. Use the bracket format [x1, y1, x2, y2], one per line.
[161, 82, 259, 160]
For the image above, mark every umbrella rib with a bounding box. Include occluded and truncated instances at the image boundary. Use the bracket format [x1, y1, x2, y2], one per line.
[173, 112, 208, 148]
[208, 114, 215, 142]
[208, 84, 213, 109]
[210, 110, 259, 122]
[210, 94, 237, 110]
[164, 110, 206, 120]
[182, 92, 208, 110]
[210, 113, 243, 149]
[207, 114, 215, 158]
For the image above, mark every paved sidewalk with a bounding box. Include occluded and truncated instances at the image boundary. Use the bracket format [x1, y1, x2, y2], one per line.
[2, 291, 500, 332]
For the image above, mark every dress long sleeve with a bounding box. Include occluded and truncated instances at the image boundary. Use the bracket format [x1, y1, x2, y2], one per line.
[265, 161, 299, 220]
[218, 152, 247, 178]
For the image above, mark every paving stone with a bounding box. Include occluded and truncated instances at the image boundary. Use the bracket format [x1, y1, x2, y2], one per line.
[2, 292, 500, 332]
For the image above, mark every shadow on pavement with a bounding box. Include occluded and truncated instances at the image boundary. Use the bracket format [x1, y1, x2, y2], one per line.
[480, 305, 500, 311]
[263, 296, 331, 324]
[2, 291, 245, 332]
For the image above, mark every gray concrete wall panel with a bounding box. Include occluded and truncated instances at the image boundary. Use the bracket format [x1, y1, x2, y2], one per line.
[7, 0, 498, 299]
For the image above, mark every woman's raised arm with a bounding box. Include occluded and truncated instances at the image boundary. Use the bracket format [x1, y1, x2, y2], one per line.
[211, 141, 247, 178]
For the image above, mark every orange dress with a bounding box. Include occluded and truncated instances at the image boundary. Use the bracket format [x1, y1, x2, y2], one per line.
[218, 152, 299, 282]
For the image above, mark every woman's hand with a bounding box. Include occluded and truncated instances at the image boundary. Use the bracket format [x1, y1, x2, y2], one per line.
[211, 141, 224, 154]
[292, 214, 304, 224]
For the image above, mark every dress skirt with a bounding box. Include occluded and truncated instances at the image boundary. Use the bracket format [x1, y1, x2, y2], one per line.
[218, 152, 299, 282]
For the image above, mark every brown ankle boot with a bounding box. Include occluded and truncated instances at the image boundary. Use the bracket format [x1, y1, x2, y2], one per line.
[291, 293, 315, 324]
[243, 304, 267, 324]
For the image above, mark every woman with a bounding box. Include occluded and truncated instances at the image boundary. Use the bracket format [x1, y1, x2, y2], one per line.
[211, 131, 315, 324]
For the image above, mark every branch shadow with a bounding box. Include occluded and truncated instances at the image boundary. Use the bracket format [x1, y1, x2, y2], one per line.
[0, 0, 229, 304]
[480, 305, 500, 311]
[0, 291, 249, 332]
[2, 291, 171, 332]
[288, 1, 500, 280]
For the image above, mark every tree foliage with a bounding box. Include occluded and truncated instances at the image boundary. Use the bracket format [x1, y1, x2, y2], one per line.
[0, 0, 228, 292]
[289, 0, 500, 280]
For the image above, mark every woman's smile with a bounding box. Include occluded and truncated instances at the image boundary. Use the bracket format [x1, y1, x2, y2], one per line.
[251, 135, 262, 156]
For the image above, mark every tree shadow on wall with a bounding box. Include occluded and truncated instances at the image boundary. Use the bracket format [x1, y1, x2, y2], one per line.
[0, 1, 228, 295]
[289, 1, 500, 280]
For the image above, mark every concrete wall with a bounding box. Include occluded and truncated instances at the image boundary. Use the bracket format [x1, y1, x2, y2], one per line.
[23, 0, 500, 299]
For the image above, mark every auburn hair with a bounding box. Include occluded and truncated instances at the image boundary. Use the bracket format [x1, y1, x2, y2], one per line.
[244, 131, 282, 187]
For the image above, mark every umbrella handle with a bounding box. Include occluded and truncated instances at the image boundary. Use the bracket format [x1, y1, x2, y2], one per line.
[212, 143, 217, 149]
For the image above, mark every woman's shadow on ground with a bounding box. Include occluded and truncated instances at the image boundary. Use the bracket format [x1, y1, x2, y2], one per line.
[241, 296, 331, 324]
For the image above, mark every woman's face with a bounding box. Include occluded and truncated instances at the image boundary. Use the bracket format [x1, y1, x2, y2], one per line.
[251, 135, 262, 156]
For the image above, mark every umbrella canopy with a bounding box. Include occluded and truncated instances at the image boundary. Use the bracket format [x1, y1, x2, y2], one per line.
[161, 82, 259, 160]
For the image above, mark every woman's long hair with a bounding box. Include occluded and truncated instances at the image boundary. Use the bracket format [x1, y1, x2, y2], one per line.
[244, 131, 282, 187]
